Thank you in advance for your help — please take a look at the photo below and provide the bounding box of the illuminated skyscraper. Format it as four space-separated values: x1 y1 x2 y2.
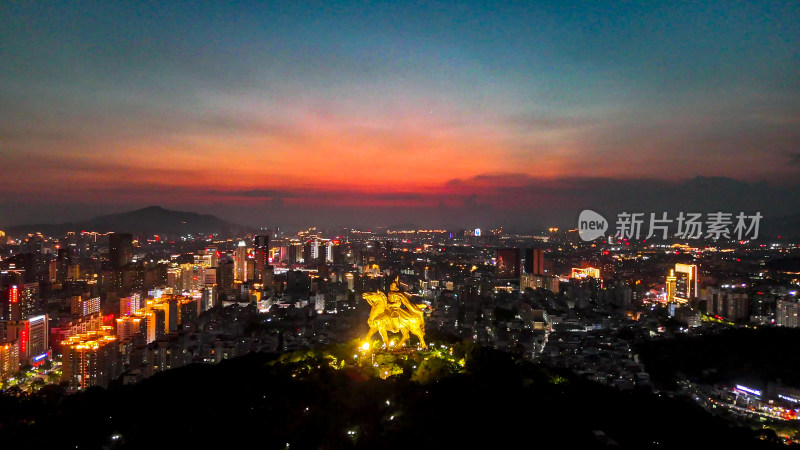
245 252 255 282
144 308 164 343
666 269 677 303
48 260 57 283
71 296 100 317
254 235 269 282
201 285 217 312
116 294 195 343
5 284 20 321
154 297 178 334
234 240 247 282
61 329 118 389
115 315 144 341
0 340 20 379
5 314 48 363
204 245 219 267
120 293 142 317
673 264 698 302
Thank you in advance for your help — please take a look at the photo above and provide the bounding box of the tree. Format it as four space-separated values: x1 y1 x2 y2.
29 378 46 391
411 356 457 384
46 371 61 384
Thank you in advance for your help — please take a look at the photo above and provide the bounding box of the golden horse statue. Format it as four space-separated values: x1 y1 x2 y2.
363 288 428 349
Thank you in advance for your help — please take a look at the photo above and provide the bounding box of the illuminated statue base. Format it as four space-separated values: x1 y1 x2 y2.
367 341 423 354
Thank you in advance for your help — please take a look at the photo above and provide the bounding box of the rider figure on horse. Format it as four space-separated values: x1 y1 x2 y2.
383 277 421 323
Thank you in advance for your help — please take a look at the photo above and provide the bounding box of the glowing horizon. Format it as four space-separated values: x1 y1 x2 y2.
2 1 799 227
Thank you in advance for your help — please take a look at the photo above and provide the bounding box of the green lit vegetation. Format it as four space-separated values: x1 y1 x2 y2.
272 339 490 383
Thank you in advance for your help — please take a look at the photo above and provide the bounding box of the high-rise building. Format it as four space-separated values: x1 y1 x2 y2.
178 297 198 324
178 263 203 291
109 233 134 269
201 285 217 312
4 284 21 321
117 295 194 344
0 340 20 379
330 240 344 264
673 264 698 302
5 314 49 363
234 240 247 282
56 247 73 283
709 290 750 321
777 300 799 328
71 296 101 317
216 261 233 295
144 308 165 343
204 246 219 268
48 260 57 283
203 267 217 285
49 312 104 355
523 248 544 275
726 293 750 321
20 282 39 319
254 235 269 282
288 242 302 264
61 329 118 389
120 293 142 317
496 248 520 279
261 265 275 289
521 273 560 293
665 264 698 304
245 253 255 282
152 297 178 334
666 270 677 303
115 315 144 341
316 240 329 263
67 263 80 280
314 293 326 313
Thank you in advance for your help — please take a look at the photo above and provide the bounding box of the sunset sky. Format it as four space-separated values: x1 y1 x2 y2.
2 1 799 229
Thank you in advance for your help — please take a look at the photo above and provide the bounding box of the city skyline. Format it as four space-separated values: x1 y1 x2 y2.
2 1 799 227
5 3 800 447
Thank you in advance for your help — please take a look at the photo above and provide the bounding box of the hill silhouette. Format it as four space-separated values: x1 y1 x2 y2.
4 206 246 237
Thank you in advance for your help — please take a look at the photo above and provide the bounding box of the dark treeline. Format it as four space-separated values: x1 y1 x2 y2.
0 345 785 449
638 327 800 389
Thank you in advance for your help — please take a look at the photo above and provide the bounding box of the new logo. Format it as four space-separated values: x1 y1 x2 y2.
578 209 608 241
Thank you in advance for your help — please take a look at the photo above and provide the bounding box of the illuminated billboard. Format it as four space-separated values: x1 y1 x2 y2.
571 267 600 279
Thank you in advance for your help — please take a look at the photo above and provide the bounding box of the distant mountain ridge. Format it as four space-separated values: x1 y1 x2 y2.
4 206 247 237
